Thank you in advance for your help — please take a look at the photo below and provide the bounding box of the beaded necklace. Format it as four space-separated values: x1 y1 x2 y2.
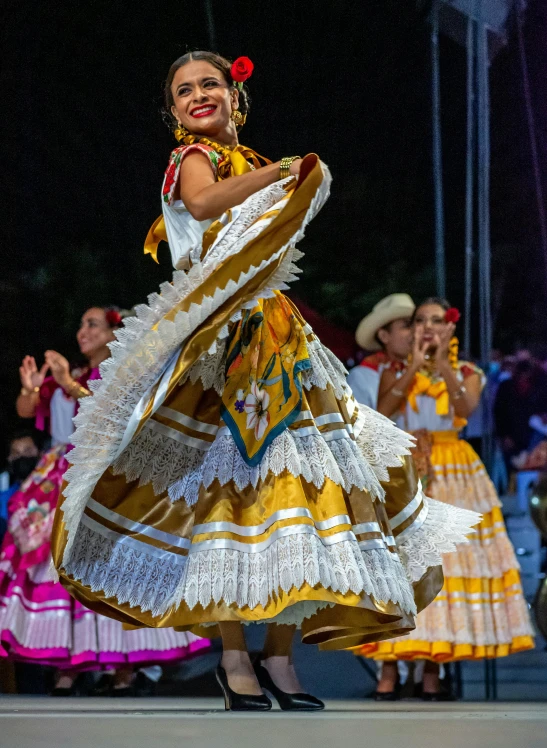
179 133 271 179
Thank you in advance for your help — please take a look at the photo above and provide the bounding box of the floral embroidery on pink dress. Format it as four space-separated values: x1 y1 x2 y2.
0 368 209 667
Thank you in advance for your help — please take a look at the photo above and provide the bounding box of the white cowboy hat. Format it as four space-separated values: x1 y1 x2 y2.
355 293 416 351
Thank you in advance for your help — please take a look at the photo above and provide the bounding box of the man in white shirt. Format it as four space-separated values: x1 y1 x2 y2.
348 294 417 696
348 294 415 408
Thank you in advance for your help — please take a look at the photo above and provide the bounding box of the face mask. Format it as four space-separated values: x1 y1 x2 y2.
8 455 39 484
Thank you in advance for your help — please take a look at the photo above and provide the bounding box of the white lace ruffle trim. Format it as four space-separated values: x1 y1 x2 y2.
64 524 418 619
168 430 385 505
112 396 415 509
301 342 350 401
397 497 482 582
353 404 415 482
60 167 332 564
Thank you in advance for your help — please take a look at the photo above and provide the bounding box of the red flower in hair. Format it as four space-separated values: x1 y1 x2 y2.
106 310 122 328
445 307 461 324
231 56 254 83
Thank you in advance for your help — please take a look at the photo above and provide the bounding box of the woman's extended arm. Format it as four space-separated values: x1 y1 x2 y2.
16 356 49 419
178 152 302 221
437 363 481 419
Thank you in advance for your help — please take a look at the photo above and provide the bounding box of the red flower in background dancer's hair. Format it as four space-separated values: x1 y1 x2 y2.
231 57 254 83
106 310 122 328
445 307 461 324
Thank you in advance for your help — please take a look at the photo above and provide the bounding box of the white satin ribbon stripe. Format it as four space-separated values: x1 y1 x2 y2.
148 418 213 451
388 480 430 544
0 588 71 612
81 514 189 565
87 499 191 549
193 508 351 537
113 348 182 461
390 481 424 530
80 482 428 565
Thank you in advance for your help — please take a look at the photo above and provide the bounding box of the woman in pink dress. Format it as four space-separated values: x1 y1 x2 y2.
0 306 209 695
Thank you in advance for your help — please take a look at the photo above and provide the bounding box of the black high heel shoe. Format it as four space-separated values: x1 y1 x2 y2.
374 676 402 702
51 675 80 697
89 673 114 697
254 658 325 711
215 665 272 712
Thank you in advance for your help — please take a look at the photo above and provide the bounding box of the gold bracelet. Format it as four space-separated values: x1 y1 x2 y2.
20 386 40 397
279 156 301 180
66 380 92 400
391 387 405 398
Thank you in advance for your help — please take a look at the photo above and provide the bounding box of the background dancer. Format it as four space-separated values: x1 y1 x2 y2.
357 297 534 699
1 306 207 695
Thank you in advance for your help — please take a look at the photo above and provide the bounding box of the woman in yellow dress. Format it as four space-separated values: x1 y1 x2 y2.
52 53 479 710
358 297 534 699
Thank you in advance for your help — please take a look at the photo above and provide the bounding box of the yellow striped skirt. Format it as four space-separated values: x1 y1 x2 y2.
356 432 535 661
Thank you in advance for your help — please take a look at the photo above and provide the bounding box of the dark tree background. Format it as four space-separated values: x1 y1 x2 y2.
1 0 546 441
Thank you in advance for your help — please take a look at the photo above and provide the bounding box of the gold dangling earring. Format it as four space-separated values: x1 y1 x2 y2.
174 122 189 142
448 336 459 370
230 109 246 128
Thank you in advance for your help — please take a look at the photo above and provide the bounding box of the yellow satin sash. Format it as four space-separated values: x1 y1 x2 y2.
407 371 467 429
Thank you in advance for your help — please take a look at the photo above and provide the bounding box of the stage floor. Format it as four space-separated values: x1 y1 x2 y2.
1 698 546 748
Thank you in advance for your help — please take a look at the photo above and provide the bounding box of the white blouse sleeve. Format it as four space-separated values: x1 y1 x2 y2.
161 145 220 270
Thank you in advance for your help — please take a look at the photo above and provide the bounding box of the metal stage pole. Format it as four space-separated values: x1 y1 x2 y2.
203 0 217 50
431 0 446 298
477 0 494 471
464 13 476 357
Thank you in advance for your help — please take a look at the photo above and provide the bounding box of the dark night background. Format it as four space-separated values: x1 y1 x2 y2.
1 0 546 440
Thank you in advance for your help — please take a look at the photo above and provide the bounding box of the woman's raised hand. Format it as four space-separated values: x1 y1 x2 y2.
433 322 456 364
19 356 49 391
410 325 430 371
44 350 72 389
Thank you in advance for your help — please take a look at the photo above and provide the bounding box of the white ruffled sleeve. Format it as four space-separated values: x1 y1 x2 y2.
161 145 220 270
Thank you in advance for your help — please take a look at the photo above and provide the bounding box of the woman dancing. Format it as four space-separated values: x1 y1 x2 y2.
52 53 479 710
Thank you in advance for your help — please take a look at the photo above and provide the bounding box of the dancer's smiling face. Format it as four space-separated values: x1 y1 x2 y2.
412 303 447 346
77 308 116 359
170 60 239 140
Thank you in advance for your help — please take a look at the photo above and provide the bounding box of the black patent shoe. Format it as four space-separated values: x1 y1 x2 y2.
89 673 114 697
215 664 272 712
51 676 79 697
374 677 401 702
133 671 157 697
254 659 325 711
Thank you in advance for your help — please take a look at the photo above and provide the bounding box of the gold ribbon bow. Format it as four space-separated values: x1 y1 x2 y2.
216 144 270 179
144 215 168 264
144 138 271 264
407 371 467 429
